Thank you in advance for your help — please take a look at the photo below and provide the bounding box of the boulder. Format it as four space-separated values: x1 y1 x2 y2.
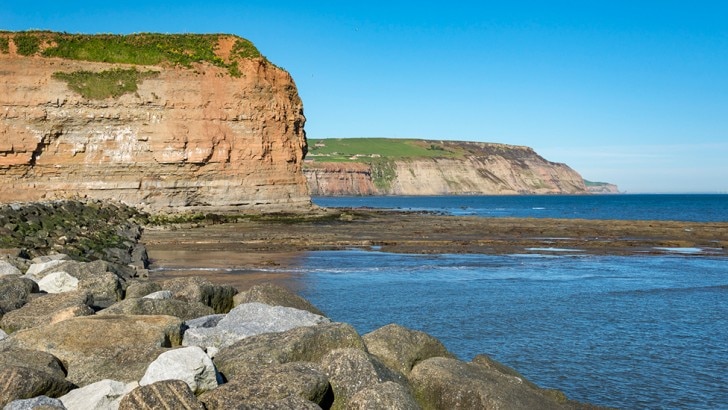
214 322 365 381
25 259 68 278
98 298 214 322
3 396 66 410
142 290 172 300
37 271 79 293
0 291 94 333
408 357 571 410
140 346 219 395
471 354 576 405
0 366 75 407
161 277 238 314
182 302 329 352
320 348 409 410
118 380 204 410
233 283 325 316
199 361 331 409
0 276 38 316
0 348 67 380
31 254 72 264
124 281 161 299
363 323 455 376
59 379 138 410
348 381 421 410
0 260 22 276
0 329 6 340
3 314 184 386
25 260 124 307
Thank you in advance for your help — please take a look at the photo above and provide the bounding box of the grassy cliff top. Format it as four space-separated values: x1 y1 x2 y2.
0 31 265 75
306 138 535 163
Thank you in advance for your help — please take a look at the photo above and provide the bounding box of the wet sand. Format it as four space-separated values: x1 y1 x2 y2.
143 209 728 288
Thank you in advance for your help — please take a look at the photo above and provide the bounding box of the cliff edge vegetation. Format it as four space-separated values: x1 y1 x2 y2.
0 31 310 212
304 138 606 196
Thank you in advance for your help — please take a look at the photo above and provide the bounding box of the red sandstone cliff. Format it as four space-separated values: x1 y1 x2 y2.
0 33 310 212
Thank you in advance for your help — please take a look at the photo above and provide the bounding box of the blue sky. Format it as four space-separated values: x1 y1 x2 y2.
3 1 727 193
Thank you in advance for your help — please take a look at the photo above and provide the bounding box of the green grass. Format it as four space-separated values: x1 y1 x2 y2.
307 138 464 162
0 37 9 53
13 33 41 56
4 31 267 77
52 68 159 99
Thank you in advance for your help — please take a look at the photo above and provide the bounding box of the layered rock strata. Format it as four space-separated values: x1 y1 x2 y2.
305 141 589 196
0 32 310 212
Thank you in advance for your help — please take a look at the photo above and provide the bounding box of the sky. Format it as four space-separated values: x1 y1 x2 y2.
2 1 727 193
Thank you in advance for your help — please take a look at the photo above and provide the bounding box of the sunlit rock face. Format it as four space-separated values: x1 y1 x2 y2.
0 33 310 212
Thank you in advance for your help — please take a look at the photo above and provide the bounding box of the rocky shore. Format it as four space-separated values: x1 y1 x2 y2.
0 200 607 409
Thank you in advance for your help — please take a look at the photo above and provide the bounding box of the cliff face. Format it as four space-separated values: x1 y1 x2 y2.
305 141 588 196
0 33 310 212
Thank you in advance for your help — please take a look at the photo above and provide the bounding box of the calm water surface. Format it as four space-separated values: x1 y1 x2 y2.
313 194 728 222
291 250 727 409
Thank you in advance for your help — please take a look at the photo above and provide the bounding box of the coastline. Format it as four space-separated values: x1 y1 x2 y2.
144 209 728 271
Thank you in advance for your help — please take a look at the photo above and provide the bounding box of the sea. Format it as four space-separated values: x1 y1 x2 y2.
151 194 727 409
293 195 726 409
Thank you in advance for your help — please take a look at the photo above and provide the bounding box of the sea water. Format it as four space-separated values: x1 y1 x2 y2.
290 195 728 408
291 250 727 409
312 194 728 222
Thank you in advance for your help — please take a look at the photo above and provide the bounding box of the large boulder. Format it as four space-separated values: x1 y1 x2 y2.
98 298 214 322
409 357 572 410
0 291 94 333
25 259 68 278
0 348 67 380
161 277 238 314
124 281 162 299
118 380 204 410
214 322 365 381
363 323 455 376
139 346 219 395
199 361 330 409
0 276 38 317
37 271 79 293
320 348 410 410
59 379 138 410
25 260 125 307
3 396 66 410
0 366 75 407
3 314 184 386
182 302 329 352
233 283 326 316
348 381 421 410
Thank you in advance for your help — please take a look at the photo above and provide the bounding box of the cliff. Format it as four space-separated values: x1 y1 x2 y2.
0 32 310 212
585 181 620 194
305 139 590 195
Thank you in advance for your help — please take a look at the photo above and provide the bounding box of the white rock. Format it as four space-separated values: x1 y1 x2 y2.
26 259 67 278
4 395 66 410
139 346 218 394
0 328 8 341
142 290 173 300
0 260 22 276
37 271 79 293
182 302 330 351
60 379 137 410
